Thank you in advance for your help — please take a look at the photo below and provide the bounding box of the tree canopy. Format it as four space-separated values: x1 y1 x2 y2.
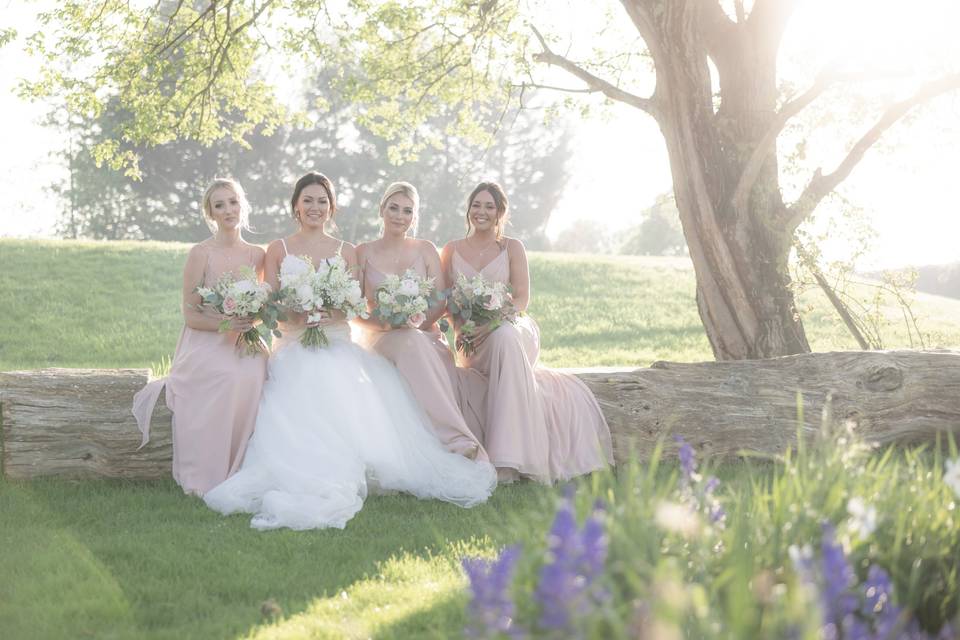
20 0 960 359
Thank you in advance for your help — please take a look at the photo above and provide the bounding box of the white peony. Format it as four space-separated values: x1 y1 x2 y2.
295 284 314 307
398 278 420 297
280 255 312 281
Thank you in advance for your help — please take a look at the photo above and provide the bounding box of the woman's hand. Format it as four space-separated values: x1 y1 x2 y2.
306 308 346 327
227 315 256 333
306 309 330 328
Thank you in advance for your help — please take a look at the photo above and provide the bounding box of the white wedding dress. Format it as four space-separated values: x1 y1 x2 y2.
203 255 497 531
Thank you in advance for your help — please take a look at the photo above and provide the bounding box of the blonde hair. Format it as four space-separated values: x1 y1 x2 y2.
202 178 251 233
379 181 420 237
465 181 508 240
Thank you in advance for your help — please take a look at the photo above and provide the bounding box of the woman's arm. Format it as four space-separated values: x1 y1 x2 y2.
419 240 448 329
263 240 284 293
352 242 392 331
252 244 267 283
181 244 251 332
266 238 307 329
507 238 530 312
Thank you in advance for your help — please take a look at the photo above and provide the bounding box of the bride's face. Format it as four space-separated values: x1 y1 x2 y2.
381 193 416 236
296 184 332 229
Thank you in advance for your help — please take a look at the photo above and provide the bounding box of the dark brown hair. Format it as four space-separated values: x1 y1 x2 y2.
291 172 337 221
465 181 509 239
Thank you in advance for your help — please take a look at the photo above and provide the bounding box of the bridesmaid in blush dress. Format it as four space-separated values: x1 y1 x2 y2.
440 181 614 483
132 178 267 496
201 172 495 530
355 182 487 461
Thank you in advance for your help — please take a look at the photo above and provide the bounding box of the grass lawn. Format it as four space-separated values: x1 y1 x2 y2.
2 239 959 371
1 239 959 638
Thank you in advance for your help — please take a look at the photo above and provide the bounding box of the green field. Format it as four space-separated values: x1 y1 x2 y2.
1 239 959 639
2 239 959 372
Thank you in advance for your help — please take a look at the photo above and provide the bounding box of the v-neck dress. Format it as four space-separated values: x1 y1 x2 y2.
451 247 613 483
133 244 267 496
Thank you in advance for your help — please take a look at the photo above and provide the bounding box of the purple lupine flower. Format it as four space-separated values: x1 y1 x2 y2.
819 523 859 637
535 490 609 635
861 564 902 639
463 545 525 639
674 435 696 481
792 524 954 640
704 476 720 494
703 476 726 524
580 501 608 579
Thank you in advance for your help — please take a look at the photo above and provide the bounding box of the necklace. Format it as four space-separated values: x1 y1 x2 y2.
468 236 499 256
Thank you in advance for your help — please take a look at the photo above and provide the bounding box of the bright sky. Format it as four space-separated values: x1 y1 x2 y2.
1 0 958 269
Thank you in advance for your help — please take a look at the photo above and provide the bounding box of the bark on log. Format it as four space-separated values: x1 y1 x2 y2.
0 368 171 480
575 349 960 464
2 350 959 479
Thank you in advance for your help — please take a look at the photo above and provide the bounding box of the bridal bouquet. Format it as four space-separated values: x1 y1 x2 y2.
195 266 276 355
443 273 518 355
372 269 437 329
277 255 368 348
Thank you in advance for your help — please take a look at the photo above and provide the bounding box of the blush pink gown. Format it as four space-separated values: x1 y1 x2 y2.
132 245 267 496
359 254 489 461
452 248 614 483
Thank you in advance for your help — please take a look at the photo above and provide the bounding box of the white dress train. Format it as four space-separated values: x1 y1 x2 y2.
203 314 496 531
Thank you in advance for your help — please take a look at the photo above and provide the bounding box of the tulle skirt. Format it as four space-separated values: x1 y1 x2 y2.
203 323 496 530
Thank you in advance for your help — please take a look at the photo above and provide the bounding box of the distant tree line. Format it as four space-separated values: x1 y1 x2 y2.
552 192 687 257
52 69 572 249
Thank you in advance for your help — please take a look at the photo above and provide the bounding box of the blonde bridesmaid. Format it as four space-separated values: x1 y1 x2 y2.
440 181 613 483
133 178 267 496
356 182 487 461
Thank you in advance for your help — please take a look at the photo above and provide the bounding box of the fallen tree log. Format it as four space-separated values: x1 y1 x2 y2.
1 350 959 479
0 368 172 480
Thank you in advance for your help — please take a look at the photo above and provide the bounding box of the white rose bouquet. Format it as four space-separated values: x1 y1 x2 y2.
195 266 277 355
277 255 368 348
371 269 437 329
443 273 518 355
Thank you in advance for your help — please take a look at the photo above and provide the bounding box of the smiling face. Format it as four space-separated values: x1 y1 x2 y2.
205 185 243 231
381 192 417 236
295 184 333 229
468 189 500 234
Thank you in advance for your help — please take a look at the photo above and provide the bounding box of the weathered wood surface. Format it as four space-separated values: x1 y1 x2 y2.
574 349 960 463
1 350 959 479
0 368 171 479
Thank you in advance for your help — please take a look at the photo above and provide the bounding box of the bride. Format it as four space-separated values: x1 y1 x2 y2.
203 172 496 530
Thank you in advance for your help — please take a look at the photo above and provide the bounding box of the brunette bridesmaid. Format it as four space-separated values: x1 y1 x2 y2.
440 181 613 483
356 182 487 460
132 178 267 496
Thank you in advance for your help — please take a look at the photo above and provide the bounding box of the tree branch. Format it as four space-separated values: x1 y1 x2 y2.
618 0 666 73
698 0 738 66
530 25 661 120
786 71 960 231
747 0 799 43
731 70 878 214
513 82 595 95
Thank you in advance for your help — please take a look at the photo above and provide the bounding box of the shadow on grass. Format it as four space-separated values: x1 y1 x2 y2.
1 477 554 640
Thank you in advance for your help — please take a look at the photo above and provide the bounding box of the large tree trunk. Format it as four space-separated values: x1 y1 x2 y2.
654 1 809 360
3 351 958 479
